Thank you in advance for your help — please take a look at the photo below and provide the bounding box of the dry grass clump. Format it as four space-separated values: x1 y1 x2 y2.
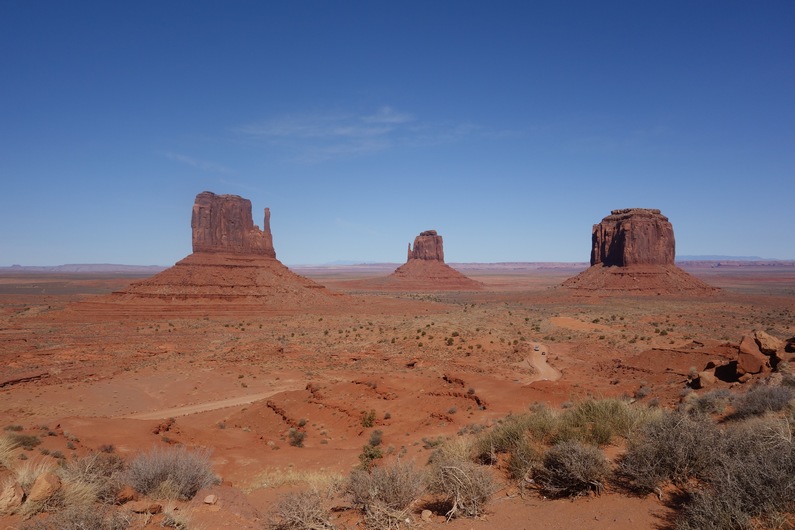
0 433 21 469
347 460 425 529
125 446 217 500
554 398 659 446
268 489 335 530
20 505 130 530
428 453 494 520
534 440 610 498
472 408 555 465
60 452 125 504
619 410 719 493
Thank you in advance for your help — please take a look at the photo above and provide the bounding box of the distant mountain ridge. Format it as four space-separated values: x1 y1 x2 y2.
1 264 167 273
677 255 767 261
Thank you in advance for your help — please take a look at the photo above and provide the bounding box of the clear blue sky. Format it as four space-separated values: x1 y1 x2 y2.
2 1 793 265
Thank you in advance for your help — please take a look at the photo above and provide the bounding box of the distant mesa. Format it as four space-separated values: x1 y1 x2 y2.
563 208 717 295
89 191 337 312
344 230 483 291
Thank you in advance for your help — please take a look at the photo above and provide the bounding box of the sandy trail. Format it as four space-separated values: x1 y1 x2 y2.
527 345 561 381
121 388 298 420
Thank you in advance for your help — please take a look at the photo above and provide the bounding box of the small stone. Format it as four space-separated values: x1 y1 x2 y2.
421 509 433 522
203 494 218 505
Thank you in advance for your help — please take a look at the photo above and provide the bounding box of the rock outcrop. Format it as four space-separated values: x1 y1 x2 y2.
563 208 717 295
192 191 275 257
407 230 444 262
591 208 675 266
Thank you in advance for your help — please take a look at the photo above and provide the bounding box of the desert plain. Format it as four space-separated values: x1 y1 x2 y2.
1 257 794 529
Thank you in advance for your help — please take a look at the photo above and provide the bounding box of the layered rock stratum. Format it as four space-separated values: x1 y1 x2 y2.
563 208 717 295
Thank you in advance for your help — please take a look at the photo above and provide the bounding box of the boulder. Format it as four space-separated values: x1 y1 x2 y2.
590 208 675 267
754 330 783 355
407 230 444 262
738 335 769 373
0 480 24 515
27 472 61 503
191 191 276 257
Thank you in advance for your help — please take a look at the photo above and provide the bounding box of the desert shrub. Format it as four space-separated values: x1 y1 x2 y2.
358 444 383 470
125 446 217 500
368 430 383 447
8 433 41 450
20 505 130 530
619 410 720 492
60 452 126 504
347 460 424 529
680 389 733 416
473 408 556 464
677 415 795 529
288 428 306 448
361 410 376 428
729 385 794 419
533 441 610 498
507 437 543 481
428 453 494 520
269 489 335 530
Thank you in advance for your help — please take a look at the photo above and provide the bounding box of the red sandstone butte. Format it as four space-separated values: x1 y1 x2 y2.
591 208 675 267
563 208 717 295
192 191 275 257
407 230 445 262
90 191 336 312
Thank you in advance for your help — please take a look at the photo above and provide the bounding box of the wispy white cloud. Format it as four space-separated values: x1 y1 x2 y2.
234 106 478 163
162 152 233 174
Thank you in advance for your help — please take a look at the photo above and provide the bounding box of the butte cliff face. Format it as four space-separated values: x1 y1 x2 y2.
591 209 675 267
563 208 716 295
192 191 275 257
407 230 445 262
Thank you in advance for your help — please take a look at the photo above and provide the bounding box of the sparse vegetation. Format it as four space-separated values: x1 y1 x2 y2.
268 489 335 530
534 440 610 498
347 460 424 529
125 446 217 500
